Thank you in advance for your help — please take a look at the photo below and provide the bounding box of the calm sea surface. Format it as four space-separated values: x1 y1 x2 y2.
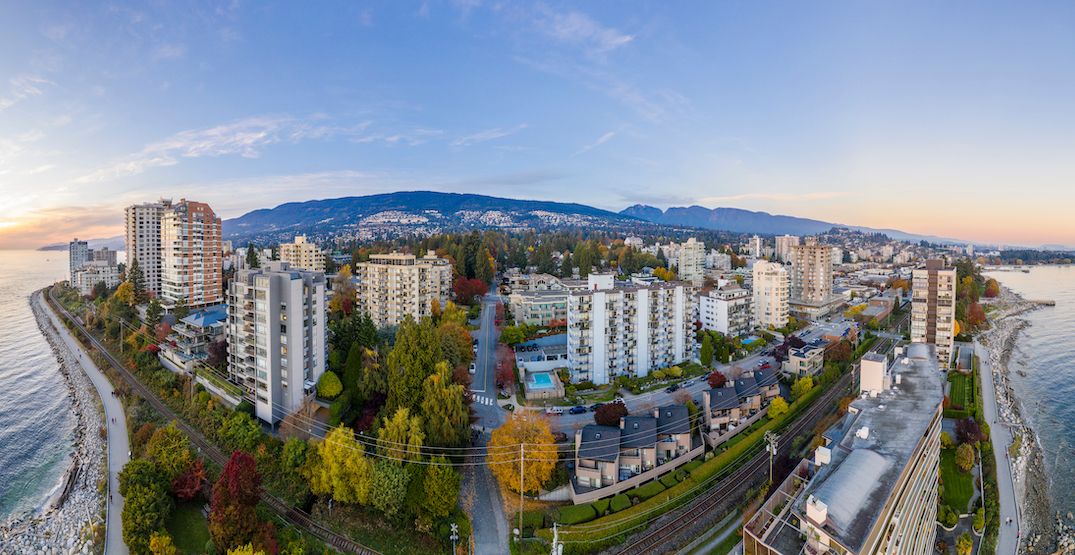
0 250 74 519
986 265 1075 516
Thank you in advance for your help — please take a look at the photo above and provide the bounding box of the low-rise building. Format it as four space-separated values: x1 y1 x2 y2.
507 289 568 326
160 305 227 373
72 261 120 296
744 343 943 555
783 342 826 377
504 270 563 293
699 280 753 337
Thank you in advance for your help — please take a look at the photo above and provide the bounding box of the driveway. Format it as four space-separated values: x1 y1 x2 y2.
975 340 1020 555
40 293 130 555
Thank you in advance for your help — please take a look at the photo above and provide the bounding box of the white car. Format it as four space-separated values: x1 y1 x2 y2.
469 363 476 374
545 406 565 415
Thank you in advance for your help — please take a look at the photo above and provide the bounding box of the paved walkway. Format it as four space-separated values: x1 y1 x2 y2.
40 293 130 555
975 340 1019 555
464 434 510 555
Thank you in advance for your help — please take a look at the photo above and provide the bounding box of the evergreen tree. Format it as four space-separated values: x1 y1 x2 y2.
700 333 714 367
127 258 147 303
386 316 443 414
245 243 260 269
560 251 573 277
172 298 190 320
145 298 164 328
475 246 495 284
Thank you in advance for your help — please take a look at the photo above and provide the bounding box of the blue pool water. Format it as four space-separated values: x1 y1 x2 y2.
529 372 555 389
742 336 760 345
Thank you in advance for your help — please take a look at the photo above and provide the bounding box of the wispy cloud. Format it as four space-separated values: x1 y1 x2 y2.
573 130 616 156
696 191 852 204
75 115 376 183
152 43 187 61
451 123 528 147
0 75 52 111
533 6 634 58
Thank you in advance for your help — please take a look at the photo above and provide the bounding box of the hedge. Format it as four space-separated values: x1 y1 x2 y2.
681 460 703 473
521 510 546 531
592 498 610 516
557 504 598 525
610 494 631 513
630 481 666 501
659 474 680 488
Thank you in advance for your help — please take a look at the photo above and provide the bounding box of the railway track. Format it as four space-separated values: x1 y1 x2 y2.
46 288 380 555
615 371 854 555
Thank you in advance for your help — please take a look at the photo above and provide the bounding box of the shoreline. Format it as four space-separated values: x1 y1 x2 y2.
980 286 1071 552
0 292 104 554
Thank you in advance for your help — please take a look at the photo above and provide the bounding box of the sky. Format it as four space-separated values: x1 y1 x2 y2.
1 1 1074 249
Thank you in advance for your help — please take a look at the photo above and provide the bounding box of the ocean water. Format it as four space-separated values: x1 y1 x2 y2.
0 250 74 520
986 265 1075 517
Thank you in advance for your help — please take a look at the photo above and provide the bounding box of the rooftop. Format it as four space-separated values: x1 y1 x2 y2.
619 416 657 448
578 425 621 462
655 405 690 435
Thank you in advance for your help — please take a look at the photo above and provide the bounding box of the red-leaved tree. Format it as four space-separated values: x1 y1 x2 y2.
209 451 261 551
453 277 488 306
172 458 206 501
707 371 727 389
594 403 628 426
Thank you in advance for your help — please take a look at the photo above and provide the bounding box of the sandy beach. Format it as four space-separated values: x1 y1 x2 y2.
0 292 104 554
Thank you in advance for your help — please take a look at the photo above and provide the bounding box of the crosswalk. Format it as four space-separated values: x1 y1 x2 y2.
473 395 497 406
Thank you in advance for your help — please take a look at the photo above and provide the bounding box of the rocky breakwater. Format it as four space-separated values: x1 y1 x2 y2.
0 293 104 554
980 287 1056 552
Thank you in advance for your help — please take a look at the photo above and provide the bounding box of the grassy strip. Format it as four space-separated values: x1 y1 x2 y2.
939 449 974 512
538 385 826 553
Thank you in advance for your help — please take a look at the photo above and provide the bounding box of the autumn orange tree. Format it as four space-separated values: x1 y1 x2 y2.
487 412 557 494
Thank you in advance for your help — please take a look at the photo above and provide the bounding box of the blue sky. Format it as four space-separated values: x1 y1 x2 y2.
2 1 1074 248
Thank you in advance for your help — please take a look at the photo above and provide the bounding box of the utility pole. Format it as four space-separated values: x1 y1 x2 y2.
764 431 779 484
518 442 524 543
450 522 459 554
551 523 563 555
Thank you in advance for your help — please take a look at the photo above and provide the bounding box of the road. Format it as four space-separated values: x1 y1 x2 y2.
38 292 130 555
976 340 1020 555
465 296 510 554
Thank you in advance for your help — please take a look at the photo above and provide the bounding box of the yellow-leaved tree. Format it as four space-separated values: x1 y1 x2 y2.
487 412 557 494
305 425 373 504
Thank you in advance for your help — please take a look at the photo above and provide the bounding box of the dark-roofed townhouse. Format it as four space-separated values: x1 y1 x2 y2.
618 416 657 477
653 405 691 463
702 385 741 433
574 425 621 489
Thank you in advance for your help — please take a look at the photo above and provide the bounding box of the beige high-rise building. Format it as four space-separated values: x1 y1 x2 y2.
911 259 956 364
125 199 172 297
774 234 799 262
161 199 223 308
752 261 789 329
355 251 452 328
745 343 943 555
279 235 325 272
789 237 840 319
676 237 705 285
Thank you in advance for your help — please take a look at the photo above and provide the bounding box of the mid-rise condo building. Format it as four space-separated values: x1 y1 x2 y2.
676 238 705 285
279 235 325 272
161 199 223 308
68 238 90 282
354 251 452 328
911 259 956 364
699 280 752 337
566 274 694 385
125 199 173 297
227 262 326 424
775 234 800 262
752 261 789 329
790 237 839 319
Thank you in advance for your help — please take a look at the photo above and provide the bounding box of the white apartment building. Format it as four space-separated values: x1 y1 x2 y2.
676 238 705 285
92 247 118 266
706 250 731 271
72 261 120 296
624 236 644 250
699 280 753 337
279 235 325 272
68 238 90 282
161 199 223 308
745 343 943 555
775 235 800 263
354 251 452 328
508 290 569 326
752 261 789 329
125 199 172 297
567 274 694 385
227 261 326 424
748 235 764 258
911 259 956 365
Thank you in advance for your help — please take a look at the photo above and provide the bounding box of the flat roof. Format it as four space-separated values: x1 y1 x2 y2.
791 343 943 553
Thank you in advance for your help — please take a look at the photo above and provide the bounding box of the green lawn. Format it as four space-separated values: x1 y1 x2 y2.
940 449 975 512
167 501 210 554
948 372 974 409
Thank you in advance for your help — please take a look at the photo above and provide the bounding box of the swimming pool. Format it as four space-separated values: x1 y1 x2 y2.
742 336 760 345
528 372 555 389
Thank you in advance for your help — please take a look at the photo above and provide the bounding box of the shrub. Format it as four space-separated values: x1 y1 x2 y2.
592 498 610 516
667 366 683 378
681 461 703 473
610 494 631 512
557 503 597 525
659 474 679 488
629 481 666 501
652 370 666 380
521 510 546 531
317 371 343 399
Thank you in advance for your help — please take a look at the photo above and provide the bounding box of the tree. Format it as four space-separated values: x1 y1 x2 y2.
487 412 557 494
452 277 488 306
145 298 164 328
209 451 262 551
421 362 469 447
119 458 167 497
700 334 714 367
560 251 573 277
791 376 814 400
956 417 982 444
317 370 343 399
476 246 496 284
437 315 474 370
329 265 355 315
940 431 955 450
768 397 789 419
984 278 1001 298
378 407 425 462
123 484 174 553
386 316 443 414
218 412 263 453
114 281 136 306
146 422 193 482
594 403 628 426
149 532 179 555
172 458 206 501
173 298 190 321
369 459 411 518
707 371 727 389
245 243 260 269
824 340 852 364
499 325 528 345
496 364 516 390
422 459 461 518
128 258 147 303
304 425 373 504
226 546 266 555
956 532 973 555
955 443 976 472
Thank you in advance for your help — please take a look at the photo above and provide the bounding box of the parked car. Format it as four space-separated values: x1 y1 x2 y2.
612 397 626 405
546 406 565 415
468 363 476 374
588 402 604 412
503 404 514 412
553 432 569 443
665 384 680 393
568 405 587 415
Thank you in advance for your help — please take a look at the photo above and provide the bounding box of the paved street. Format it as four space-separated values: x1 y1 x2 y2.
976 340 1020 555
39 293 130 555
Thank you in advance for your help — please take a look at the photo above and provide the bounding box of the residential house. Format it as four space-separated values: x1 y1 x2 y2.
654 405 692 463
618 416 657 477
575 425 621 489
